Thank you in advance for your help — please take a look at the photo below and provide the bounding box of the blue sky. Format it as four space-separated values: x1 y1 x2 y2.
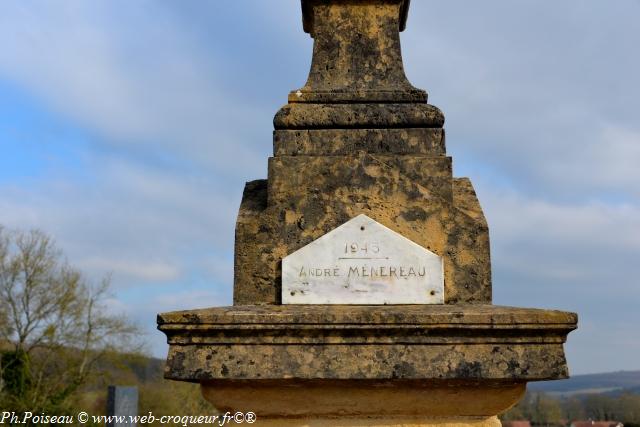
1 1 639 376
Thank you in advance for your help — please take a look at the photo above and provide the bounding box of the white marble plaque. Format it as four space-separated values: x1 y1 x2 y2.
282 214 444 304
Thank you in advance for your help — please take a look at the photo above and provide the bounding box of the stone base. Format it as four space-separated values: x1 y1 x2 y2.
245 416 501 427
201 380 523 426
160 305 574 426
160 305 576 383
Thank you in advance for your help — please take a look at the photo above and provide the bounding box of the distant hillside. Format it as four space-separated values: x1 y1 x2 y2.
529 371 640 396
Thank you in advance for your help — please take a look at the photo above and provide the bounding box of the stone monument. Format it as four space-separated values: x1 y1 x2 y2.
158 1 577 425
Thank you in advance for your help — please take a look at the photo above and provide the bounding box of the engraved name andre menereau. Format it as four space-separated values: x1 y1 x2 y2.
282 214 444 305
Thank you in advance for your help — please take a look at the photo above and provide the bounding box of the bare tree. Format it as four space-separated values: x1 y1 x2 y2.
0 226 140 412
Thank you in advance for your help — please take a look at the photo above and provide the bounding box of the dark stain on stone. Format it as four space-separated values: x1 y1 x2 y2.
392 362 417 379
401 207 427 222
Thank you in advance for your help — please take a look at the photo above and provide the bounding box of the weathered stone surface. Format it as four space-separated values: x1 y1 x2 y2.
158 304 578 325
166 342 569 380
234 153 490 306
228 0 488 309
268 154 453 202
296 0 422 103
273 129 446 157
158 305 577 382
302 0 411 34
274 103 445 130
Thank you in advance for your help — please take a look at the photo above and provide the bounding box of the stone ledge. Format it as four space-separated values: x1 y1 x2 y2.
158 305 576 382
302 0 411 34
273 129 445 157
161 342 570 382
287 89 428 104
274 104 445 130
158 304 577 326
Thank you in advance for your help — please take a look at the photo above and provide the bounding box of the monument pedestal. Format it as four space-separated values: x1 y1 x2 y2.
158 0 577 423
158 306 575 425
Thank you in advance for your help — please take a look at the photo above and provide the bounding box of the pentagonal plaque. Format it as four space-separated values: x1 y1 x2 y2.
282 214 444 304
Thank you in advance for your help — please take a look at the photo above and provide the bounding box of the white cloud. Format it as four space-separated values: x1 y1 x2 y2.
568 125 640 192
483 187 640 373
403 0 640 200
80 257 181 283
486 190 640 254
153 290 224 314
0 149 239 290
0 0 286 181
0 2 215 140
